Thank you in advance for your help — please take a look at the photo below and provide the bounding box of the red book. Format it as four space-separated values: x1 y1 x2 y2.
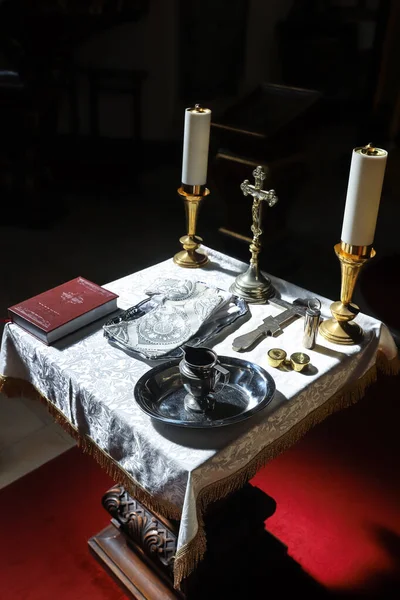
8 277 118 345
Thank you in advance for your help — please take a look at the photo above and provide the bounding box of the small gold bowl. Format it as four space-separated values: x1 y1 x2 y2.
290 352 310 373
267 348 287 368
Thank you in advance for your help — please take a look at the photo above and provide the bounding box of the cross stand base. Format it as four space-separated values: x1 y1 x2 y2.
230 263 275 304
229 166 278 305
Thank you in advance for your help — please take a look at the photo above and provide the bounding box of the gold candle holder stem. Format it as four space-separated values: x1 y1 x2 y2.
339 252 364 305
319 242 376 345
185 194 201 238
174 185 210 269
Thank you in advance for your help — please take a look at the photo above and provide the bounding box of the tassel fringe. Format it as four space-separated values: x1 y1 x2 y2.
376 350 400 375
173 350 400 588
1 349 399 590
0 374 181 521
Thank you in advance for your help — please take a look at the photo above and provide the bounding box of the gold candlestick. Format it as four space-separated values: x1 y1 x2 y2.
174 184 210 268
319 242 376 345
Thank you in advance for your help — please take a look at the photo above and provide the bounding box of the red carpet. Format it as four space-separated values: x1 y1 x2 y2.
0 372 399 599
0 449 124 600
253 372 400 597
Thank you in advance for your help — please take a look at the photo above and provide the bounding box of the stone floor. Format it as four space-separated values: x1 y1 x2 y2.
0 395 75 489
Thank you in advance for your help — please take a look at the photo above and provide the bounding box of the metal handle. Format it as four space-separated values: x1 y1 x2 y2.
232 326 265 352
213 364 230 392
307 298 321 314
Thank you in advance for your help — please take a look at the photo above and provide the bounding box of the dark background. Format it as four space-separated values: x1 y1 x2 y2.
0 0 399 342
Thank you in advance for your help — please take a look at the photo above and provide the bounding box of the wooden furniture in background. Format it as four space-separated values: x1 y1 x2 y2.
209 83 321 273
0 0 150 223
372 0 400 141
80 67 148 140
178 0 249 103
278 0 389 108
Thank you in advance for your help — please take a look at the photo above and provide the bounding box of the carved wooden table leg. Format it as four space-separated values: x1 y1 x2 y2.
89 485 182 600
89 483 281 599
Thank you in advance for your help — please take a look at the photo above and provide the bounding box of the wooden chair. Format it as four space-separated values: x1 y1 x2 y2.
208 83 321 275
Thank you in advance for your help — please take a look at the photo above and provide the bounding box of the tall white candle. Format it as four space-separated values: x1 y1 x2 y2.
341 145 388 247
181 105 211 186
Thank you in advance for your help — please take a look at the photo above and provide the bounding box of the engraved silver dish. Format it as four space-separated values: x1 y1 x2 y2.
134 356 275 428
103 295 249 361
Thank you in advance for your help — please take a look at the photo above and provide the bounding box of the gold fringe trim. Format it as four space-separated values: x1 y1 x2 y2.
376 349 400 375
173 350 400 588
1 350 399 590
0 374 181 522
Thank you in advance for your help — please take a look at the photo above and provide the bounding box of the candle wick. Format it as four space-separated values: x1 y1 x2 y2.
193 104 204 112
362 143 377 155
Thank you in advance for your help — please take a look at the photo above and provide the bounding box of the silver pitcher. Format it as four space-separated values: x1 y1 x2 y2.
179 346 230 413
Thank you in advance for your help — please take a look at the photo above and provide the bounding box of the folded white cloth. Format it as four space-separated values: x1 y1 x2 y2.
105 278 232 359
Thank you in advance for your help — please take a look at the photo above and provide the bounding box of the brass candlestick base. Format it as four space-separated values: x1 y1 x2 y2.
319 242 376 345
174 185 210 269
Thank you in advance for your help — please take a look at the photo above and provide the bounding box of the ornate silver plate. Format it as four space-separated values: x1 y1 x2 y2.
134 357 275 428
103 295 249 361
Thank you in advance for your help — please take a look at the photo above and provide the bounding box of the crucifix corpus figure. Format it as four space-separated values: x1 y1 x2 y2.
230 166 278 303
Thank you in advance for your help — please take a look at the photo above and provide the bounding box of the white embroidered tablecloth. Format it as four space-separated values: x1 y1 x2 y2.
0 247 398 586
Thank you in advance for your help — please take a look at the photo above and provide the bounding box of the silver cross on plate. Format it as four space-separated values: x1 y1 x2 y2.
232 297 307 352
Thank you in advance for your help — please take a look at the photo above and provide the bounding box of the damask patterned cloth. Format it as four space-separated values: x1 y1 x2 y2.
0 247 398 585
103 277 231 359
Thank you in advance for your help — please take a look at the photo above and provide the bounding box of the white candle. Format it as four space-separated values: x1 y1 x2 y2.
341 145 388 247
181 105 211 186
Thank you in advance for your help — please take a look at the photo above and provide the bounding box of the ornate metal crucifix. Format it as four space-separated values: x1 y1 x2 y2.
230 166 278 303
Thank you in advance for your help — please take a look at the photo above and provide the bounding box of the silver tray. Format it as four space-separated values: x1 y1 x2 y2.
134 356 275 428
103 295 249 362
